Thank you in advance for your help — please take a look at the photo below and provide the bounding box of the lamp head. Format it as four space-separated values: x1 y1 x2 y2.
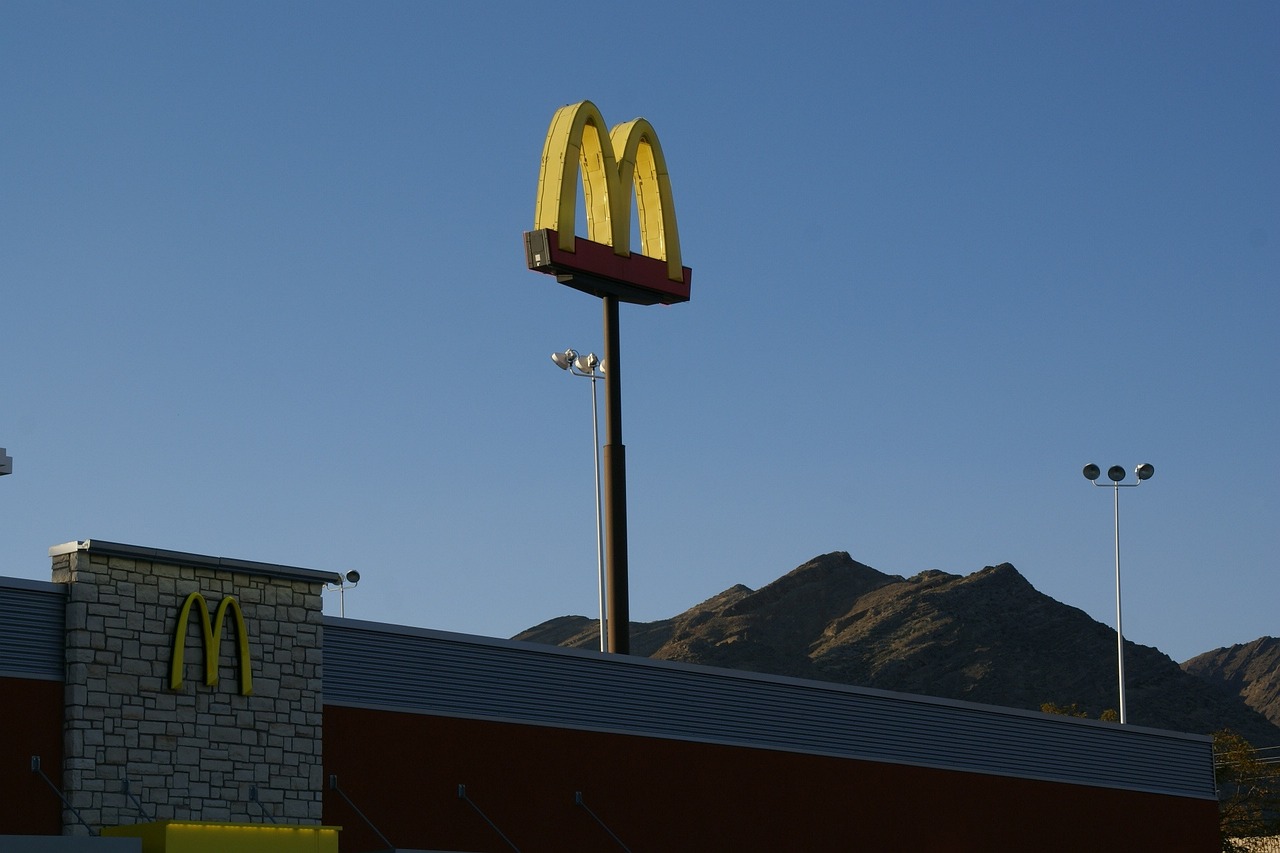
550 350 575 371
1082 463 1100 481
1107 465 1126 483
573 353 599 374
344 570 360 586
1135 462 1155 481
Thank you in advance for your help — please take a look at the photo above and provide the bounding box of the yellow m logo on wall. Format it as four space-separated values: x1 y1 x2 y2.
534 100 683 284
170 592 253 696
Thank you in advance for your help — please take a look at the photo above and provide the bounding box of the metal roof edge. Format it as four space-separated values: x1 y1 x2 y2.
0 576 67 594
321 616 1211 745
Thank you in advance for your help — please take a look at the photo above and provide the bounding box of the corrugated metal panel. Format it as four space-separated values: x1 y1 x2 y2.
0 579 66 680
323 618 1217 801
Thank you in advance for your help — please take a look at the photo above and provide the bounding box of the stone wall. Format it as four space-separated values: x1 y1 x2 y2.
50 540 338 834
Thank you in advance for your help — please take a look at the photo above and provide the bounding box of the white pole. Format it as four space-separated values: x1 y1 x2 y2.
590 373 607 652
1113 483 1126 724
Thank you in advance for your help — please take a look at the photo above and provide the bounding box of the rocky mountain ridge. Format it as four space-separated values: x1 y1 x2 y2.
515 552 1280 746
1183 636 1280 728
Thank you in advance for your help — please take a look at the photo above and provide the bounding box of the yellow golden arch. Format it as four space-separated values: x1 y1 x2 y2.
534 100 683 283
169 591 253 696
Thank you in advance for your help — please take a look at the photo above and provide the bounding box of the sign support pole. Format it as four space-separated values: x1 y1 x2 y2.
528 100 693 656
601 295 630 654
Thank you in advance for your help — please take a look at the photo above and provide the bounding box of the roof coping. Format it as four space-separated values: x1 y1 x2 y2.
48 539 344 585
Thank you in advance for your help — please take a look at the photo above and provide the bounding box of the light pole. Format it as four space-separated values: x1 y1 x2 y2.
552 348 607 652
1082 462 1155 724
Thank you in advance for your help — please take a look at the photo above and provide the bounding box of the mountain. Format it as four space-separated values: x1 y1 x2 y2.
514 552 1280 746
1183 637 1280 728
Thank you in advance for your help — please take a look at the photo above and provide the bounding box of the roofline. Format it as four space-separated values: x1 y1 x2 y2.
49 539 344 585
322 615 1211 745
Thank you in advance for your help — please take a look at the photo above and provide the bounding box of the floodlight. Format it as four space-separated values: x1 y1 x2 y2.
0 448 11 476
574 353 599 374
1082 463 1100 481
1107 465 1126 482
1135 463 1154 481
331 569 362 618
550 350 575 370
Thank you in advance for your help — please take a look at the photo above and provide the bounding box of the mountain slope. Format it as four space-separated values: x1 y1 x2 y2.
1183 637 1280 727
514 552 1280 745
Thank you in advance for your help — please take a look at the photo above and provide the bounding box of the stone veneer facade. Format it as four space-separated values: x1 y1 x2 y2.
49 540 339 834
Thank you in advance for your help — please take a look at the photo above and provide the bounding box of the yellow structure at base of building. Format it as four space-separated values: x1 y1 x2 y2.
101 821 340 852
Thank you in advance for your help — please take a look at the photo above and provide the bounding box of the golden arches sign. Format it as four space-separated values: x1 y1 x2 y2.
526 100 691 305
169 591 253 696
534 100 682 282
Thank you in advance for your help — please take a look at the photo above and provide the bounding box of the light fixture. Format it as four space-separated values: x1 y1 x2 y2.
551 349 605 378
0 448 11 476
1081 460 1156 724
327 570 361 618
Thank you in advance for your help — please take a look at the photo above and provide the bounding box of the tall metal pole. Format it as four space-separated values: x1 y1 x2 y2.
601 296 630 654
587 369 607 652
1084 462 1152 725
1113 482 1127 725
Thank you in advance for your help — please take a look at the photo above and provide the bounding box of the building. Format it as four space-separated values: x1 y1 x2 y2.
1 539 1220 851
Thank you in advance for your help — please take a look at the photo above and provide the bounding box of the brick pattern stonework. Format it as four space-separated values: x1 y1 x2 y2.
52 546 328 833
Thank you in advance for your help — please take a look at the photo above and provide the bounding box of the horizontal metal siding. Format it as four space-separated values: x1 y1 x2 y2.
322 618 1216 800
0 580 65 680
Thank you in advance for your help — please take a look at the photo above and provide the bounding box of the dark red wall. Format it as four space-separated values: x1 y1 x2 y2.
323 704 1220 853
0 677 65 836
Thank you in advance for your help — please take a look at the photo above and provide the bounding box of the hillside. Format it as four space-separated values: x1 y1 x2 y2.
1184 636 1280 727
515 552 1280 746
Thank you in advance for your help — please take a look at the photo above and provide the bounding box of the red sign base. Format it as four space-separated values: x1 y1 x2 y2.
524 229 691 306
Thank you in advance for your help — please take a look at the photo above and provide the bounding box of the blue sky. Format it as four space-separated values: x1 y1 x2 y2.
2 1 1276 665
